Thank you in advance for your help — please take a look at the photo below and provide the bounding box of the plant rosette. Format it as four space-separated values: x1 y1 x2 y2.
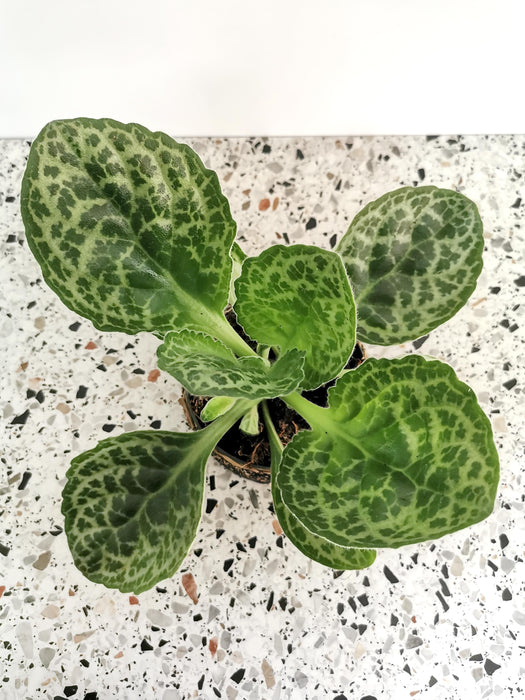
181 339 367 484
20 117 500 594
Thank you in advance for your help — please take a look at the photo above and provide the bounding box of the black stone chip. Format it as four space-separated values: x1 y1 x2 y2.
413 334 429 349
206 498 217 514
383 565 399 583
18 471 32 490
436 591 450 612
230 668 245 684
11 409 30 425
305 217 317 230
484 659 501 676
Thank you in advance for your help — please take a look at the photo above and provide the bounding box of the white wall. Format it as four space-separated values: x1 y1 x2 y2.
1 0 524 136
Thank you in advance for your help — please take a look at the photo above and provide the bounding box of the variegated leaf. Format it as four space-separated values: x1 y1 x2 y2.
62 400 254 593
157 330 305 399
21 118 237 339
271 474 377 570
228 241 247 305
62 430 210 593
337 187 484 344
262 402 376 570
278 356 499 549
234 244 356 390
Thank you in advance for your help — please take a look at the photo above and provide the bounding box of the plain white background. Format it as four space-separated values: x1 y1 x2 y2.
1 0 524 136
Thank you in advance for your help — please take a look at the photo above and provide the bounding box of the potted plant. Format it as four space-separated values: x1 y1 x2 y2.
20 117 500 594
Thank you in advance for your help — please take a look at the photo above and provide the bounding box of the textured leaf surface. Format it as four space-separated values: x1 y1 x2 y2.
234 244 356 389
262 402 376 570
337 187 484 344
278 356 499 549
21 118 236 336
228 241 247 305
62 430 212 593
271 473 376 570
157 330 304 399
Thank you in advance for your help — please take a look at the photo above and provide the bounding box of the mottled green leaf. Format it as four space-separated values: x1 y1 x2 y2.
62 400 254 593
228 241 247 305
234 244 356 390
279 356 499 549
157 330 305 399
21 118 237 338
337 187 484 344
271 477 377 570
261 402 376 570
62 430 210 593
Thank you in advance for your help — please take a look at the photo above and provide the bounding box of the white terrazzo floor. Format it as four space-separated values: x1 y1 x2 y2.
0 134 524 699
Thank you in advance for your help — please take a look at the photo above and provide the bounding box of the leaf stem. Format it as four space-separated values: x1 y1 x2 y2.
207 312 258 358
261 400 284 466
281 391 329 432
200 398 258 452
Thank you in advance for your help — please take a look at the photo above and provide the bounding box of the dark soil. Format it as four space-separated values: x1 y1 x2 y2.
181 307 365 483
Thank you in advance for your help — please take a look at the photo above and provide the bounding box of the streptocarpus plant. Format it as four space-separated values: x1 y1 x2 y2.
20 118 500 593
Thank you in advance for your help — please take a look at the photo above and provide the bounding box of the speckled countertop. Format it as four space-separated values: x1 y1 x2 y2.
1 135 524 700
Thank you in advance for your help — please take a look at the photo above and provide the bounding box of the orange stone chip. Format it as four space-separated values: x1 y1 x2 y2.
147 369 161 382
259 198 271 211
181 572 198 604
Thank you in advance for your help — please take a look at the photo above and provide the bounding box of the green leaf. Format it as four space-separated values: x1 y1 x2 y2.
21 118 237 338
278 356 499 549
271 477 377 570
62 430 210 593
261 401 376 570
62 400 254 593
157 330 305 399
234 244 356 390
337 187 484 345
200 396 236 422
239 405 261 435
228 241 247 305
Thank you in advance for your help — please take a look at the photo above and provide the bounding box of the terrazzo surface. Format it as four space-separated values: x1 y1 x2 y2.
1 134 524 699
